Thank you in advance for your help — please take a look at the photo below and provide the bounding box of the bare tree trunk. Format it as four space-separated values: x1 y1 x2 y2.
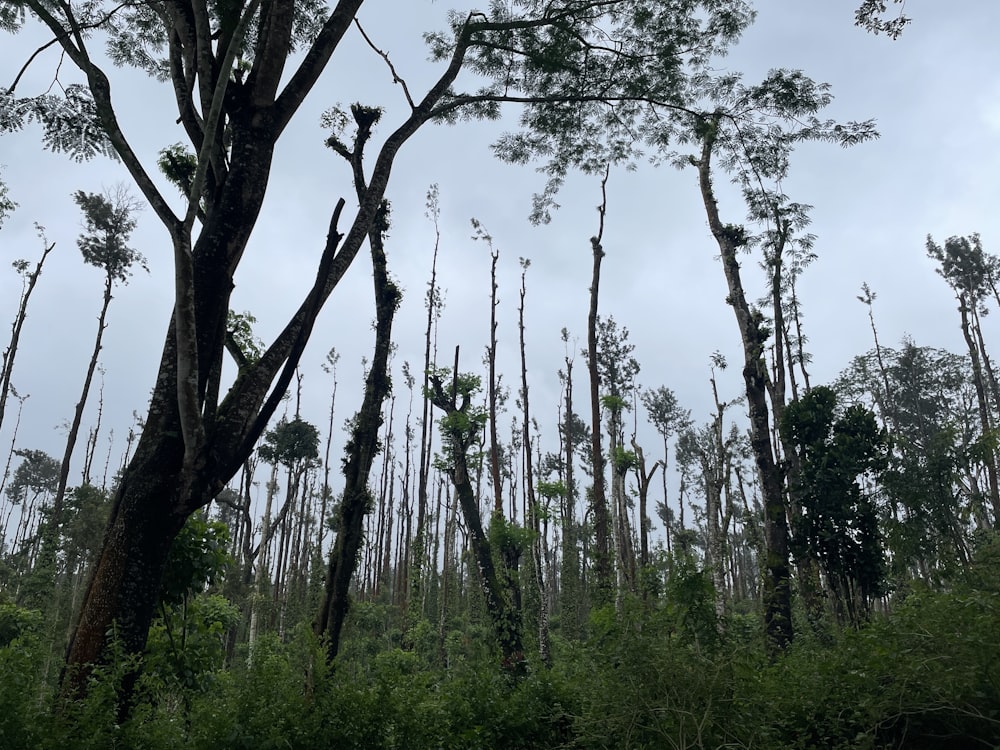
52 276 114 528
695 119 792 653
560 349 582 635
428 350 525 670
587 170 613 606
318 350 339 556
315 193 399 662
486 241 504 515
518 259 550 666
631 438 661 592
82 373 106 486
960 296 1000 518
412 187 443 616
0 237 54 434
248 461 279 660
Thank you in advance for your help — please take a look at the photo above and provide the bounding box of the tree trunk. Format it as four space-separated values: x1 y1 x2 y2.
0 239 54 434
315 196 399 662
695 119 792 653
587 175 613 606
52 276 114 528
960 296 1000 519
560 355 582 635
412 188 443 617
519 260 550 666
487 245 504 515
428 353 525 670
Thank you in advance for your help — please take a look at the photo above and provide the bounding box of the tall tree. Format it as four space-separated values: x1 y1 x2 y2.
412 184 444 620
51 189 145 530
1 227 53 436
595 315 640 598
641 385 691 559
315 108 400 661
586 171 614 606
781 386 888 626
427 355 524 669
926 234 1000 518
688 71 876 651
517 257 550 665
3 0 770 701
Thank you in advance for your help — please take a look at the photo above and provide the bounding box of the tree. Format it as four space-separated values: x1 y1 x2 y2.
595 315 641 598
411 185 444 621
3 0 757 700
836 340 985 581
315 117 400 661
0 226 53 437
427 356 524 670
585 172 614 606
688 71 877 652
641 385 690 560
50 189 145 530
926 234 1000 518
781 386 888 626
248 415 319 653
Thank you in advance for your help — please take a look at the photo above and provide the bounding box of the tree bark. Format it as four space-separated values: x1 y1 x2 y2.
0 239 54 434
694 118 792 653
428 355 525 670
587 172 613 606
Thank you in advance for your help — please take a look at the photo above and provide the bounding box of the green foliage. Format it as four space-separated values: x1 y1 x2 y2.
594 316 639 404
0 628 48 749
782 386 888 620
855 0 910 38
156 143 197 196
160 514 232 609
642 385 692 440
0 171 14 227
3 585 1000 749
0 85 116 162
4 449 60 504
146 593 240 691
610 445 638 475
72 189 147 282
0 602 42 647
488 514 534 557
926 233 998 306
61 483 112 568
226 310 265 366
665 552 722 649
258 417 321 468
536 479 565 500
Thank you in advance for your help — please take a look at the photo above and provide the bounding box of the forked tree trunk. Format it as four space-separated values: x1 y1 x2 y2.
315 193 399 662
428 353 525 670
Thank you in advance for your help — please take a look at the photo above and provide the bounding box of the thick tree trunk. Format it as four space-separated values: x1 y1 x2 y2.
62 428 190 700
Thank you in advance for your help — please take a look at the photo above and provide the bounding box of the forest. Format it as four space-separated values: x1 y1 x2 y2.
1 0 999 748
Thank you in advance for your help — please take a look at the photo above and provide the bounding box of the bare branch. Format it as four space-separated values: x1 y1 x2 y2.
354 18 415 109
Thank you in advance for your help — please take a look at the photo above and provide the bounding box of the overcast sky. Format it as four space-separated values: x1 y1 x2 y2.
2 1 999 529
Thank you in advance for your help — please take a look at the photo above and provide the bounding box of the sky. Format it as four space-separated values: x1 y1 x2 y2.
1 1 999 534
